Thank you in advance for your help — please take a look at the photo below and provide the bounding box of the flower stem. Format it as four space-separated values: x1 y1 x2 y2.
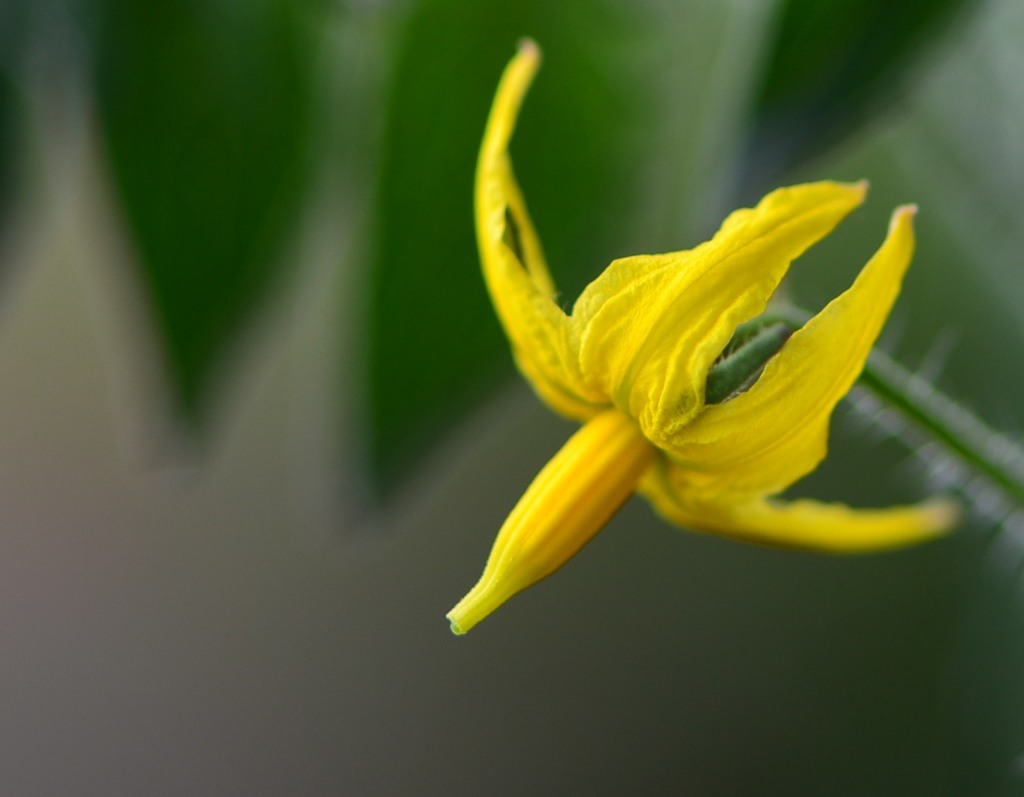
858 350 1024 508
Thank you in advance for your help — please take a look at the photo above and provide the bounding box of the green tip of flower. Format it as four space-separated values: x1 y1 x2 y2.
706 321 792 404
446 576 513 636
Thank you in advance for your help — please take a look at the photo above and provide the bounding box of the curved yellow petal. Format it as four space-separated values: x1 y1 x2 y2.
571 181 867 449
477 40 605 420
638 460 958 553
663 205 917 499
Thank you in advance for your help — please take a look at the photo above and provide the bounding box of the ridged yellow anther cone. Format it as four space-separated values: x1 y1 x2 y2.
447 410 655 635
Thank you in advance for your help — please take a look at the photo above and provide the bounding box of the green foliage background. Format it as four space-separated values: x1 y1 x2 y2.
1 0 1023 794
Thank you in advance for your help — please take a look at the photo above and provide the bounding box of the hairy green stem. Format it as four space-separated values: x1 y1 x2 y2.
859 351 1024 507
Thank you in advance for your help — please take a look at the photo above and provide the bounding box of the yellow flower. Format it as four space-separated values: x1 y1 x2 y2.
446 40 958 635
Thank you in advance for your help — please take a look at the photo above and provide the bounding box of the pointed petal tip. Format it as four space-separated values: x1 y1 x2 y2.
893 204 919 226
923 496 961 535
851 179 870 199
516 37 541 62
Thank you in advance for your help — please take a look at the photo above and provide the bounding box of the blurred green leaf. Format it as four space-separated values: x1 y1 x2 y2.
365 0 684 492
0 0 29 58
745 0 975 188
0 71 17 231
94 0 320 422
0 1 31 235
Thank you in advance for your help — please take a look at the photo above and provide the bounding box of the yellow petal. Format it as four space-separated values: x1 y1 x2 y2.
476 40 605 420
447 409 655 634
638 460 958 553
571 181 867 449
663 205 917 500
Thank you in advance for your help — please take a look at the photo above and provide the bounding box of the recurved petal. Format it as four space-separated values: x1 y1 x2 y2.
662 205 917 499
571 181 867 447
638 461 958 552
477 40 604 420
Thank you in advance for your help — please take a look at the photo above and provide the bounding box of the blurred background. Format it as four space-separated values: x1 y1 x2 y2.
2 0 1024 793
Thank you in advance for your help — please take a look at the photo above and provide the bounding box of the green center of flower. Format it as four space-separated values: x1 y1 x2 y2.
705 319 793 404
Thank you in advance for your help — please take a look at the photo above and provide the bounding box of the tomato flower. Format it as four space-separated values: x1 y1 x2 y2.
447 40 957 635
